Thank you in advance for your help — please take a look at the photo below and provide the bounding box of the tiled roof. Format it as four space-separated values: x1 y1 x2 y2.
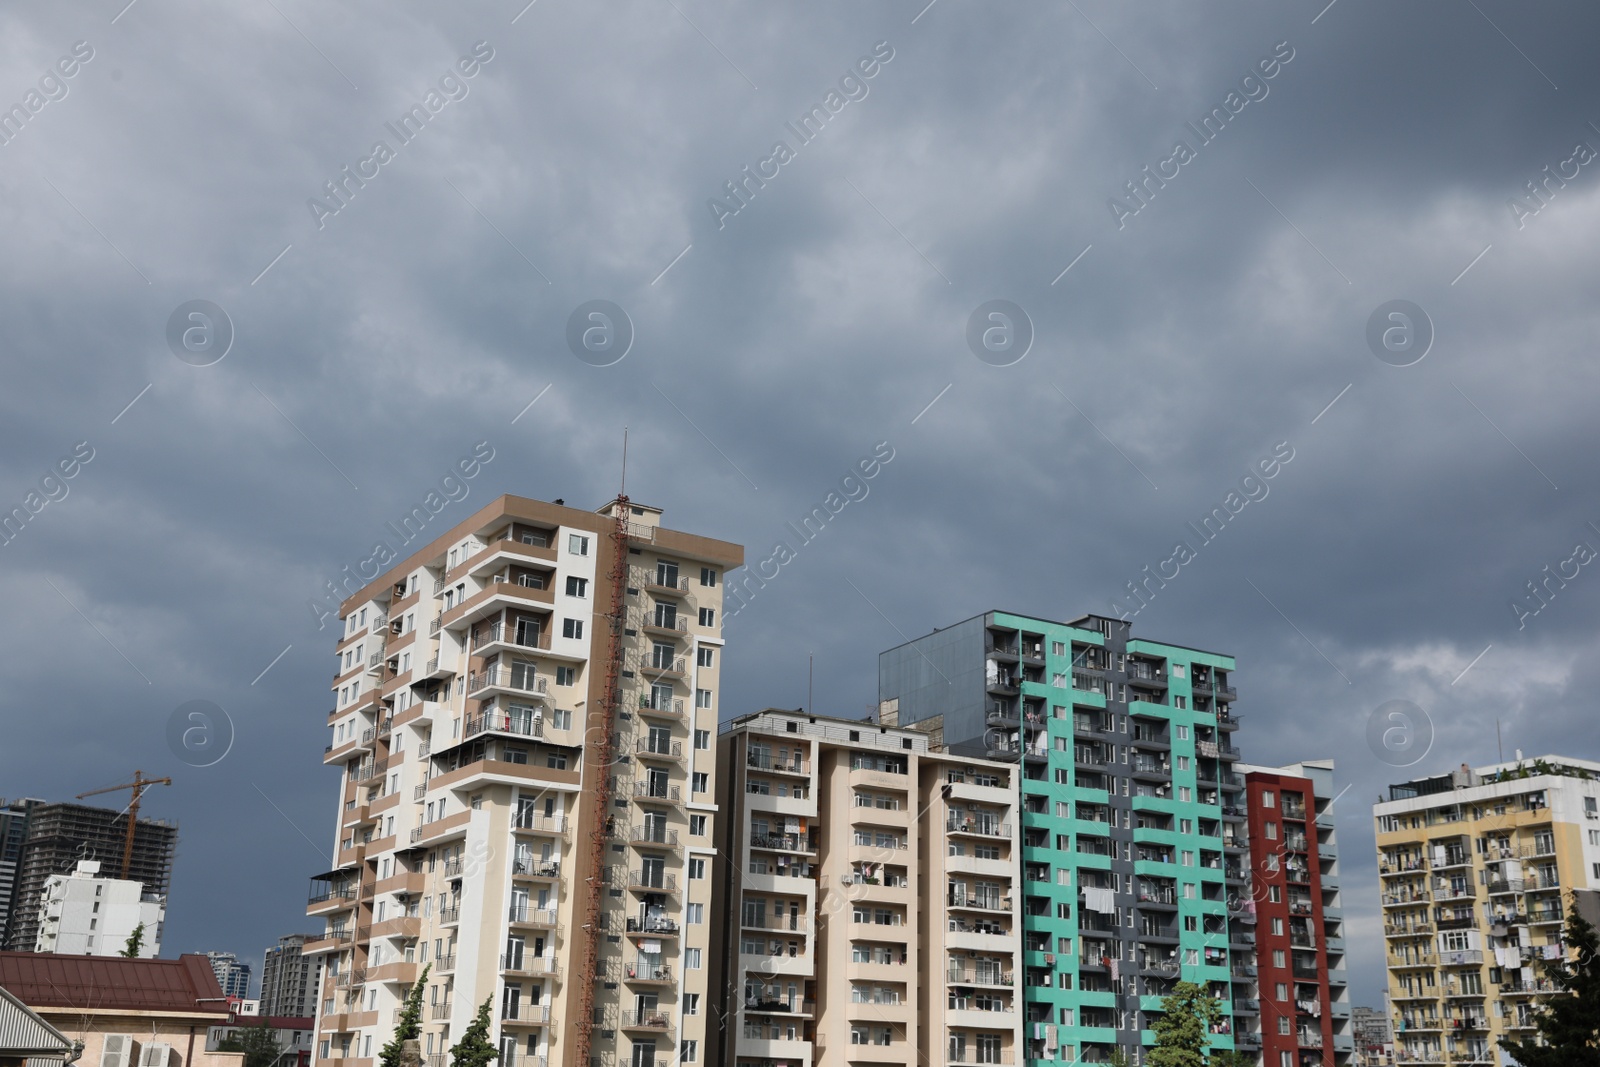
0 953 229 1015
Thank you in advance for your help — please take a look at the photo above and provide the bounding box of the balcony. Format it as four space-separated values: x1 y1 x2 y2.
620 1011 674 1034
746 751 810 776
512 859 563 880
430 1002 452 1021
500 954 560 977
640 655 688 680
508 906 558 929
947 816 1011 839
639 569 691 598
632 781 682 805
467 666 547 701
463 709 546 743
623 961 675 986
501 1005 552 1028
637 737 686 762
470 622 552 656
752 831 814 854
512 813 568 838
642 613 691 641
626 916 682 937
626 825 679 848
628 870 679 894
638 695 686 721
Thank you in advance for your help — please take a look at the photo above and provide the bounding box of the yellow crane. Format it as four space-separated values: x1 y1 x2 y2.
77 770 172 879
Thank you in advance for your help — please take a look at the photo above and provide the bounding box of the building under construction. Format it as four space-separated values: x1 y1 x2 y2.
0 802 178 951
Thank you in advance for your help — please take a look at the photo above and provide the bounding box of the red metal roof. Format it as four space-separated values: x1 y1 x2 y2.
0 953 229 1014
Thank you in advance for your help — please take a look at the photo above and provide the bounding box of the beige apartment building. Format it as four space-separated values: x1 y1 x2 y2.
1373 755 1600 1067
709 710 1021 1067
305 495 742 1067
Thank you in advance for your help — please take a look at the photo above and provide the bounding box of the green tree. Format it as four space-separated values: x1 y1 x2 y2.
1499 906 1600 1066
218 1020 284 1067
120 923 145 958
1107 1049 1131 1067
378 964 431 1067
1207 1050 1254 1067
1148 981 1222 1067
448 998 499 1067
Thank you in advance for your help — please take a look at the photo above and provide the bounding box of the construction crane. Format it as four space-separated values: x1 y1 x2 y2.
77 770 172 880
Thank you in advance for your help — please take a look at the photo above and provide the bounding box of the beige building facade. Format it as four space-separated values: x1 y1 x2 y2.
1373 756 1600 1066
710 710 1021 1067
306 495 742 1067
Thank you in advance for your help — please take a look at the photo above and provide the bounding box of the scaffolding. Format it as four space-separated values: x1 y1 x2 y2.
572 497 632 1067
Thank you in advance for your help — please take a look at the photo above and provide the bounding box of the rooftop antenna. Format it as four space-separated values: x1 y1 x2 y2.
1496 719 1503 763
808 653 814 715
620 426 629 498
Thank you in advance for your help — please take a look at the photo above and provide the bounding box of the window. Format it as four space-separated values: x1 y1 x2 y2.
684 948 701 969
690 815 707 836
1176 725 1189 740
1262 790 1277 809
550 708 572 730
684 994 699 1015
697 647 715 668
689 858 706 879
694 729 710 750
687 903 704 924
699 567 717 587
696 689 713 709
698 607 716 627
1276 983 1288 1000
680 1042 697 1063
546 753 568 769
1273 949 1286 967
568 534 589 556
692 772 708 793
1265 822 1278 840
562 618 584 639
565 576 588 598
556 666 576 686
1173 696 1186 709
1178 787 1191 802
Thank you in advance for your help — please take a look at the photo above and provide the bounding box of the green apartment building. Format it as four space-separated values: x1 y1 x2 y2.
879 611 1251 1065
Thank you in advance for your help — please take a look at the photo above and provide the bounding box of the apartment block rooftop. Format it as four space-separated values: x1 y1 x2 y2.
1383 754 1600 803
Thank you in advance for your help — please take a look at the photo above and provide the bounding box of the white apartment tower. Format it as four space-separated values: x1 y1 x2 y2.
305 495 742 1067
32 860 165 957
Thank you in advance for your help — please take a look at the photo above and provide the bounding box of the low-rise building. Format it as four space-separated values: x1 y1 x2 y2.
0 951 244 1067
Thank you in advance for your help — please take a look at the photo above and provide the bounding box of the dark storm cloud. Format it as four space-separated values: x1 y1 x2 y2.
2 0 1598 1009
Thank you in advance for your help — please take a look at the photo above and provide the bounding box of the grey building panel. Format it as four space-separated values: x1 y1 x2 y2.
878 614 986 748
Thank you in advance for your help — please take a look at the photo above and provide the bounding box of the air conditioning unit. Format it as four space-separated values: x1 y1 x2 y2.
101 1036 137 1067
139 1045 173 1067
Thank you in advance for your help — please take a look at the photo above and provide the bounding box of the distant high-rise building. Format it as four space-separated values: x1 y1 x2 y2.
0 798 43 943
32 860 165 957
1373 755 1600 1067
261 934 322 1018
2 801 178 951
1351 1005 1393 1067
207 951 253 998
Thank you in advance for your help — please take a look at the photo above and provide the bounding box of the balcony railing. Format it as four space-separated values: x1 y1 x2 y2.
628 871 679 892
637 738 684 760
746 751 810 774
621 1010 674 1032
626 826 679 846
468 666 547 696
471 623 551 652
633 782 682 803
946 816 1012 838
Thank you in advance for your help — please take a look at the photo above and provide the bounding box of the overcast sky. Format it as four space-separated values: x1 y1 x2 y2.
3 0 1598 1009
